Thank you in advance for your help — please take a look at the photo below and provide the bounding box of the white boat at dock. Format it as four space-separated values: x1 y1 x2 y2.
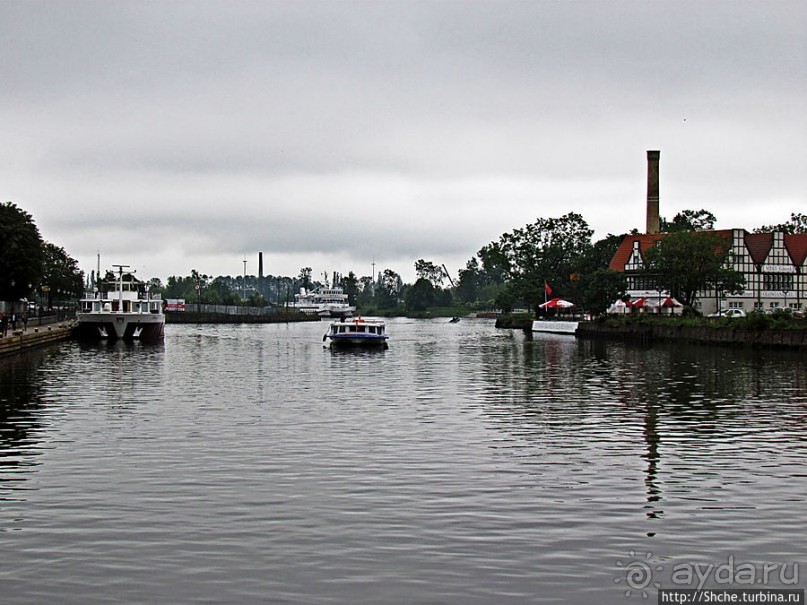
531 320 579 335
289 286 356 318
324 317 388 348
76 265 164 342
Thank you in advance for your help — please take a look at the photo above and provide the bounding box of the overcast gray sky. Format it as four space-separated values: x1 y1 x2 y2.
2 0 804 284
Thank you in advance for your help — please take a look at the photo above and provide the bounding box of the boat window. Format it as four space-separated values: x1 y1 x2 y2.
357 326 365 333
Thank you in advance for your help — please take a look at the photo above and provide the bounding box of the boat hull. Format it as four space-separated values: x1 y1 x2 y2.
329 334 388 348
531 320 579 335
76 313 165 343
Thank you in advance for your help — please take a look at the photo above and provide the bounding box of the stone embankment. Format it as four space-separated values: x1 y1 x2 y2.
576 321 807 350
0 322 75 358
165 311 320 324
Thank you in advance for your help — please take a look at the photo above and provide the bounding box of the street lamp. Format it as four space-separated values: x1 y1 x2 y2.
242 258 247 300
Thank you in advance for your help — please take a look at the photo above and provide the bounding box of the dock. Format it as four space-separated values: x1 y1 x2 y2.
0 322 75 358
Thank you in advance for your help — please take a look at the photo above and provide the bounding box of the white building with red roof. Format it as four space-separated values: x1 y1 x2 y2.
608 152 806 315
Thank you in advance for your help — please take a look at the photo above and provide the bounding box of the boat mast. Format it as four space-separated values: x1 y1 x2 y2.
112 264 131 310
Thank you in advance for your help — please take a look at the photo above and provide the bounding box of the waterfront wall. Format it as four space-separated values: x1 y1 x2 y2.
576 321 807 349
166 311 319 324
0 323 74 358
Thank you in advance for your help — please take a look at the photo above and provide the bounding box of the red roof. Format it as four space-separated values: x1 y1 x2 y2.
785 233 807 267
609 230 732 272
744 232 773 265
608 234 664 272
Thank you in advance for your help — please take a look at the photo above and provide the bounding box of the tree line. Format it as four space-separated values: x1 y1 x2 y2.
3 200 803 316
0 202 84 310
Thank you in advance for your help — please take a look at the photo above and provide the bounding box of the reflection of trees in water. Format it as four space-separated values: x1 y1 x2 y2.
474 336 807 526
0 349 50 503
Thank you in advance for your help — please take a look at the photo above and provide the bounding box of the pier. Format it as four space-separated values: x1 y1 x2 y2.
0 322 74 358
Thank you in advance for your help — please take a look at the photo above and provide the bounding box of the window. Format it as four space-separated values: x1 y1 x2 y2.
728 302 744 309
753 302 764 310
763 273 794 292
770 302 780 309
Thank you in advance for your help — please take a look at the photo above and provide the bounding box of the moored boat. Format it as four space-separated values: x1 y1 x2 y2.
75 265 164 343
289 286 356 318
324 317 388 348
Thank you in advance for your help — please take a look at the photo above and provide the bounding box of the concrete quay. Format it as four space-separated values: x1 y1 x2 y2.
0 321 75 358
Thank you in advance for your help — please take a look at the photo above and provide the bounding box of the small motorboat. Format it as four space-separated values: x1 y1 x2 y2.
323 317 388 348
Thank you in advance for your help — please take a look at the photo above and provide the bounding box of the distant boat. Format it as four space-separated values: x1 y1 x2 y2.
323 317 388 348
75 265 164 343
288 286 356 318
449 317 461 323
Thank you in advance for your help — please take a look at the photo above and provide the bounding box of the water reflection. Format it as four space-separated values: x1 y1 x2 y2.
477 334 807 537
0 349 52 509
0 321 805 604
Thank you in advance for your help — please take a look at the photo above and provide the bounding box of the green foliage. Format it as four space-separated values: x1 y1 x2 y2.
375 269 402 309
754 212 807 234
494 286 516 314
499 212 594 313
298 267 313 290
660 209 717 233
414 259 445 287
405 278 435 312
642 231 745 307
578 269 627 316
341 271 360 306
41 243 84 302
0 201 45 300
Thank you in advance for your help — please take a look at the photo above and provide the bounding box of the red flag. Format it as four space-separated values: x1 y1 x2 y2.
544 281 552 296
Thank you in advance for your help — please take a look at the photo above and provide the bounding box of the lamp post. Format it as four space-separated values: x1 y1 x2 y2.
243 258 247 301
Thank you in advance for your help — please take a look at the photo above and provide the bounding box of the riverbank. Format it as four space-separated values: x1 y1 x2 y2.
165 311 320 324
493 313 807 350
576 320 807 349
0 322 74 358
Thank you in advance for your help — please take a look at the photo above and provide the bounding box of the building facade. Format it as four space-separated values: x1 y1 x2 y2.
609 229 807 315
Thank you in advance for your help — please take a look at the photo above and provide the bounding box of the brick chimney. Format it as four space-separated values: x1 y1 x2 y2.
646 150 660 234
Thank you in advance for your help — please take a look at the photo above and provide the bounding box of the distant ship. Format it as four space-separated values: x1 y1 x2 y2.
288 286 356 318
75 265 164 343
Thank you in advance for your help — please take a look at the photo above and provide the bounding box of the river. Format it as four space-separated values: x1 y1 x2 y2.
1 319 805 604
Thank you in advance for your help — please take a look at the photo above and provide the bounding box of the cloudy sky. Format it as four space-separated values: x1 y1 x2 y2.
2 1 804 284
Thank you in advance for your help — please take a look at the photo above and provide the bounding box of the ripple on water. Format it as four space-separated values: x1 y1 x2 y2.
0 320 805 604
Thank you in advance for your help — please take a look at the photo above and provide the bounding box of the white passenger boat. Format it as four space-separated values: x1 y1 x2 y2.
289 286 356 318
531 320 579 335
76 265 164 342
324 317 388 348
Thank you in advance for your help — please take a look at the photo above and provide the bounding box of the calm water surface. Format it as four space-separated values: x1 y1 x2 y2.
1 319 805 604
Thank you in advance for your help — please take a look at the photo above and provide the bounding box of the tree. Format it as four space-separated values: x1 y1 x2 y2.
376 269 402 309
499 212 594 313
41 243 84 304
405 278 435 312
575 234 623 275
414 259 445 287
660 209 717 233
476 241 511 285
297 267 313 291
0 202 45 301
357 275 375 308
755 212 807 234
456 257 482 303
579 269 627 316
341 271 360 306
642 231 744 307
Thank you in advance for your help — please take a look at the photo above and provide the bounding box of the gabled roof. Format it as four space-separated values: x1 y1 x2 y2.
744 232 773 265
785 233 807 267
608 234 664 271
608 230 733 272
